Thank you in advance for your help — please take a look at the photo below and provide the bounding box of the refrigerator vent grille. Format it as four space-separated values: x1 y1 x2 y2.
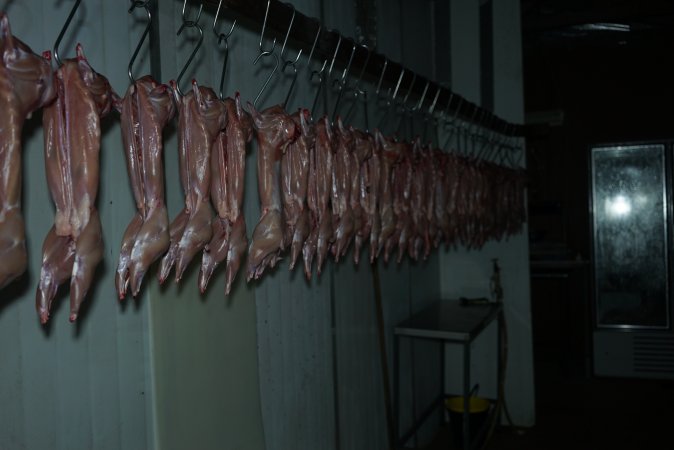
633 335 674 374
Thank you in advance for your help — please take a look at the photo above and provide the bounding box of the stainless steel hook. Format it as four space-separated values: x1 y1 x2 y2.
326 34 342 78
400 73 416 106
331 42 356 121
280 3 303 108
351 45 371 97
181 0 202 23
377 67 404 131
442 97 463 151
375 59 388 99
345 45 371 130
440 92 454 124
258 0 276 55
428 86 441 115
422 85 442 143
53 0 82 67
413 81 430 112
252 0 279 108
127 0 152 83
253 52 279 108
391 68 405 102
175 0 204 96
305 22 322 79
395 73 416 135
280 3 297 61
213 0 236 99
310 59 328 114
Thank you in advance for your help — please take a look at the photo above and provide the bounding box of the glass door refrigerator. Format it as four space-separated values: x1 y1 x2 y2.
591 142 674 379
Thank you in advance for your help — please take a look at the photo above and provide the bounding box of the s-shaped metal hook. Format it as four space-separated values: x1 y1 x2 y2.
53 0 82 67
127 0 152 83
252 0 279 108
175 0 204 96
213 0 236 100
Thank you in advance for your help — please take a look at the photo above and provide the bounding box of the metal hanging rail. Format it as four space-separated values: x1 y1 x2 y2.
195 0 526 137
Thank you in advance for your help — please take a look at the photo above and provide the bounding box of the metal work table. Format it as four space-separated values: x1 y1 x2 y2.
394 300 503 450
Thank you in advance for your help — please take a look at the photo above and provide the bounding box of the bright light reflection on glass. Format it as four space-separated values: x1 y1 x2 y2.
605 194 632 218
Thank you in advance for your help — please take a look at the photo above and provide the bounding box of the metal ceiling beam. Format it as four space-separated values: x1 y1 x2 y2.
197 0 525 136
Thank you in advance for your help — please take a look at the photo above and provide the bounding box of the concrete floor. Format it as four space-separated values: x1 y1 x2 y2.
418 361 674 450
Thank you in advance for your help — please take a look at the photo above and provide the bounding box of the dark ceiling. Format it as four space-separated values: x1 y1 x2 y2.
521 0 674 49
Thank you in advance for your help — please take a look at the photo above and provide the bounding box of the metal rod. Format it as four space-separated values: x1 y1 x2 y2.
194 0 524 136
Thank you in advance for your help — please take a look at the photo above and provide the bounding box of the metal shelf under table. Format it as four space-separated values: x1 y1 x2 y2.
393 300 503 450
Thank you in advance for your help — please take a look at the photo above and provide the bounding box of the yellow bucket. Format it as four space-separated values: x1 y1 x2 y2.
445 396 490 414
445 396 491 448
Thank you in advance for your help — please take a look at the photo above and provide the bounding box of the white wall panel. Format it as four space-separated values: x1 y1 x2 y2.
150 3 265 450
246 1 339 449
450 0 481 103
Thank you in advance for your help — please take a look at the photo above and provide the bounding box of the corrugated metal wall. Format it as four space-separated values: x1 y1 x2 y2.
0 1 154 449
149 3 267 449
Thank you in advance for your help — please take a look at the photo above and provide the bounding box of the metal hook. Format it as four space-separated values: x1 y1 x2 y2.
309 32 338 116
440 92 455 124
337 43 356 86
252 0 279 108
175 0 204 96
489 130 506 165
351 45 371 97
462 108 479 155
428 86 441 115
327 34 342 78
395 73 416 134
422 85 442 143
53 0 82 67
182 0 202 23
281 59 299 109
391 68 405 102
331 42 356 121
280 3 296 61
280 3 303 108
400 73 416 105
476 116 496 161
413 81 430 112
258 0 277 55
127 0 152 83
377 67 404 131
253 52 279 108
281 60 302 109
442 97 463 151
310 59 328 114
344 45 371 130
213 0 236 99
375 59 388 99
305 22 322 79
305 24 328 115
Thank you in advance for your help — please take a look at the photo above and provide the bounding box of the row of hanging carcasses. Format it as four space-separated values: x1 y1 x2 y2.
0 2 526 324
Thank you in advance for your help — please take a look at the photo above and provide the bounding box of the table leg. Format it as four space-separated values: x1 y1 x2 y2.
496 311 503 426
463 342 471 450
441 342 445 428
394 334 400 446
